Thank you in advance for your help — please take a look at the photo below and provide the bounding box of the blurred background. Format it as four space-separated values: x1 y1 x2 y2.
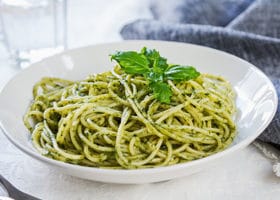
0 0 152 67
0 0 270 70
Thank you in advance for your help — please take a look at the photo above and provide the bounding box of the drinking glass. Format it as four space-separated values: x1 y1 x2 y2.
0 0 67 68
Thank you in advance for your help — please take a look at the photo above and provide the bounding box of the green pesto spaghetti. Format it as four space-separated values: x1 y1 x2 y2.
23 48 236 169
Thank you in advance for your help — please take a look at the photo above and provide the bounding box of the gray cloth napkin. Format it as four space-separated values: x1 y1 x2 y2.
120 0 280 148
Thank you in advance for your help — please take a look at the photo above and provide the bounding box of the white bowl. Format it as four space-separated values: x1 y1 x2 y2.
0 40 277 184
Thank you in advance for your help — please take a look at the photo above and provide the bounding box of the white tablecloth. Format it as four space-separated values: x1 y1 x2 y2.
0 1 280 199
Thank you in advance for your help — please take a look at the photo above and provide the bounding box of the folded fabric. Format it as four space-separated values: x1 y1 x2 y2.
121 0 280 148
150 0 254 26
227 0 280 38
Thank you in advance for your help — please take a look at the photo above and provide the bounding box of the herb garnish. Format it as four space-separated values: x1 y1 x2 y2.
111 47 200 103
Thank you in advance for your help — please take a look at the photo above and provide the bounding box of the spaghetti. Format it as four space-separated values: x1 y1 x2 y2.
24 65 236 169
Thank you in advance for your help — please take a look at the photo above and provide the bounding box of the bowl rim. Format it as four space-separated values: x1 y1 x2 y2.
0 40 278 175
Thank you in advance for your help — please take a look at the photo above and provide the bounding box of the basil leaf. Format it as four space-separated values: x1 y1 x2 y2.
111 51 150 74
150 81 172 103
164 65 200 81
110 47 201 104
147 71 164 82
141 47 168 72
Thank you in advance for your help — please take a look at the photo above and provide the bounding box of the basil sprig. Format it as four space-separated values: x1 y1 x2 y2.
110 47 200 103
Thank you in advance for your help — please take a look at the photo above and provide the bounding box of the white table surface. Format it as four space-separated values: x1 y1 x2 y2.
0 0 280 199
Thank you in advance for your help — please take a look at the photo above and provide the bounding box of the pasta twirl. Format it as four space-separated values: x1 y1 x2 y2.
24 65 236 169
